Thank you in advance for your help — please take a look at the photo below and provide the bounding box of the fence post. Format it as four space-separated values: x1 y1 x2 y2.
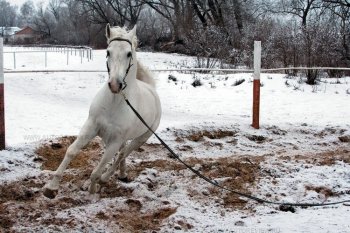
45 51 47 68
0 38 5 149
252 41 261 129
67 50 69 65
13 52 16 69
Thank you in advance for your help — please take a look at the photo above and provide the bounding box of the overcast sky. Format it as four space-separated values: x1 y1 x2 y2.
10 0 48 7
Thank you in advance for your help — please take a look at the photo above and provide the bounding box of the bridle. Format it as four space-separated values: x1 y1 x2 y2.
106 37 134 91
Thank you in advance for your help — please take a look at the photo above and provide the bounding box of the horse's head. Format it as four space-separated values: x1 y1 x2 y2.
105 24 137 94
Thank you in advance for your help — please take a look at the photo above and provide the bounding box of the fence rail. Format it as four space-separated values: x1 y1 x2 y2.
4 46 93 69
3 67 350 74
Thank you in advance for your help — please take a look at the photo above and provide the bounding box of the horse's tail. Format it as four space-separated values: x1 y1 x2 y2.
137 61 156 88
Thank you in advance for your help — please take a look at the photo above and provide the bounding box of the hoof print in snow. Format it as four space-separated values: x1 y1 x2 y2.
50 142 63 149
125 199 142 210
118 177 131 183
279 205 296 213
42 188 58 199
246 135 268 143
168 74 178 82
234 220 245 226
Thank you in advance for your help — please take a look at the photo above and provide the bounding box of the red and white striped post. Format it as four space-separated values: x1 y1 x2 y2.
0 38 5 149
252 41 261 129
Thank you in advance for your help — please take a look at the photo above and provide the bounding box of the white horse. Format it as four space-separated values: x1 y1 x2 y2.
43 24 162 198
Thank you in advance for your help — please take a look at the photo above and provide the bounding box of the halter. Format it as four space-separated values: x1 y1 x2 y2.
107 37 134 91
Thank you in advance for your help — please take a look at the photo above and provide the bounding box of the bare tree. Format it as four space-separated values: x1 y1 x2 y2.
265 0 324 26
19 0 35 26
324 0 350 65
142 0 194 41
76 0 143 27
0 0 18 34
32 3 56 37
48 0 63 21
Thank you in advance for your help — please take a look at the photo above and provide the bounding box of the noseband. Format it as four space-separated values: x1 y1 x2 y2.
107 37 134 91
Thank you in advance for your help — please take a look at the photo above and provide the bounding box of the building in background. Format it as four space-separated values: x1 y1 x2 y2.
0 27 21 44
14 26 45 44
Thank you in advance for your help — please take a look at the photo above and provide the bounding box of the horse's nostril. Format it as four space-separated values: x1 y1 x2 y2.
119 83 123 90
108 82 111 89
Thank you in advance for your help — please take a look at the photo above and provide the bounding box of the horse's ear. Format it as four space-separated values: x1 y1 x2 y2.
130 24 137 38
106 23 111 39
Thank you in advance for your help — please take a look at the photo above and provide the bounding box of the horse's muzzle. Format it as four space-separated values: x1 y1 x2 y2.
108 79 123 94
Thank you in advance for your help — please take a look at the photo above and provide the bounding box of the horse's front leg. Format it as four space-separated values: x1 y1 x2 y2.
89 141 123 193
43 119 97 199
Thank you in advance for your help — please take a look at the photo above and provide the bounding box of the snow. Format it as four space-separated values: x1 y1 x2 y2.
1 47 350 232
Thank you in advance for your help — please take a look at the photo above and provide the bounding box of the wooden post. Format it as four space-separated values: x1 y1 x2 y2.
252 41 261 129
0 38 5 149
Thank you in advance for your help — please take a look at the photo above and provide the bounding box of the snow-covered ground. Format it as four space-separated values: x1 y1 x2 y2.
0 47 349 233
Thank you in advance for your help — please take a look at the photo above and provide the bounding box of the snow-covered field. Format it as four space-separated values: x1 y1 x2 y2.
0 47 349 233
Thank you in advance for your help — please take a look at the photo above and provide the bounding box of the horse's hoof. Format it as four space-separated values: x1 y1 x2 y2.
98 180 108 186
43 187 58 199
88 183 100 194
118 176 131 183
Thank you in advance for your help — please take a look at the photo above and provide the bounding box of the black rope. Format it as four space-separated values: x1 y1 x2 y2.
121 92 350 207
109 37 132 47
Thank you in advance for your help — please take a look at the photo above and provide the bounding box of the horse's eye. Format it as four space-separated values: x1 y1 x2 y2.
127 52 132 58
106 51 110 57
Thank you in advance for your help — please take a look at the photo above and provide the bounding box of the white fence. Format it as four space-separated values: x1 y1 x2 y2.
1 41 350 149
3 46 93 69
3 67 350 74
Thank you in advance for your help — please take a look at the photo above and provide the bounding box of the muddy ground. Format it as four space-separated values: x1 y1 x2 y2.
0 127 349 232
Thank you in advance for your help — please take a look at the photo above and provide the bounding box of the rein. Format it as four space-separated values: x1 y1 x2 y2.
107 37 134 90
120 91 350 207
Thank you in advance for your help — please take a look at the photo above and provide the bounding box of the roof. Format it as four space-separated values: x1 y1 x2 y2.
0 27 21 36
15 26 39 35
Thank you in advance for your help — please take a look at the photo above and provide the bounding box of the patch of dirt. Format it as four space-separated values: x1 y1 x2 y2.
186 156 264 209
35 136 103 171
2 133 350 232
177 129 236 142
0 204 14 229
338 135 350 143
115 207 177 232
99 183 134 199
305 185 337 198
266 126 287 136
294 148 350 166
246 134 270 143
0 176 43 204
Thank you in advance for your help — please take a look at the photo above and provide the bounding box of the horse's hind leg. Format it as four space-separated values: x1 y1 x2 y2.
100 130 153 183
89 140 124 193
43 119 97 199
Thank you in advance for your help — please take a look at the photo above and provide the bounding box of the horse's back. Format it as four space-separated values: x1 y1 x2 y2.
137 61 156 88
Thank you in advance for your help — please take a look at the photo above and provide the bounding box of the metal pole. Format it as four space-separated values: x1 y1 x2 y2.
252 41 261 129
0 38 5 149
